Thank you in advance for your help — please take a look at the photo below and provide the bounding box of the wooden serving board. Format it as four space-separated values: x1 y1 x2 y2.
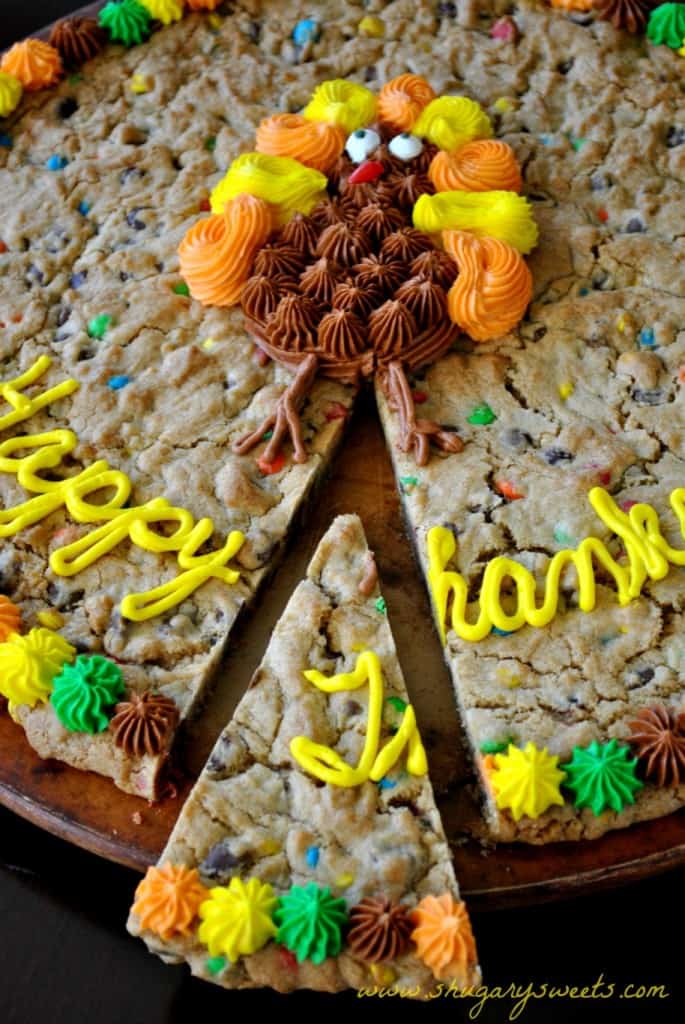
2 395 685 909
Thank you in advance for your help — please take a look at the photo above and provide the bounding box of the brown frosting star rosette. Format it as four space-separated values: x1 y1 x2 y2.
592 0 657 33
49 17 106 66
628 704 685 787
110 691 180 758
347 896 414 963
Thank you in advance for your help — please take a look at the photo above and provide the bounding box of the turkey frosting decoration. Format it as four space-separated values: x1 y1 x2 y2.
178 75 538 467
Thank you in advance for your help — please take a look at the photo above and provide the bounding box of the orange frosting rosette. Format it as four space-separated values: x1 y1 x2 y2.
377 74 436 133
1 39 63 92
132 863 209 941
256 113 346 174
187 0 223 9
444 230 532 341
178 193 272 308
549 0 594 10
411 893 477 983
0 596 21 642
429 140 522 194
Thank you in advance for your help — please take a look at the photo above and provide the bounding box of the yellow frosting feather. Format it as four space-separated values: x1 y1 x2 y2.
210 152 327 226
0 70 22 118
302 78 377 134
0 627 76 717
413 190 539 254
138 0 184 25
198 877 277 961
490 742 566 821
413 96 492 152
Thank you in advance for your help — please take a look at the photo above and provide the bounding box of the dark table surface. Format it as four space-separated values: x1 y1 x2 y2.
1 4 684 1022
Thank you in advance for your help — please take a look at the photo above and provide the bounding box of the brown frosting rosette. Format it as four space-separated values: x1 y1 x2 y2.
381 227 433 263
266 294 320 351
110 691 179 757
299 257 340 304
316 222 370 267
628 704 685 787
318 309 367 359
395 276 448 329
279 212 319 256
593 0 656 33
348 897 413 963
369 300 417 358
353 254 407 295
253 243 304 280
356 203 405 245
49 17 106 66
411 249 459 289
331 280 383 319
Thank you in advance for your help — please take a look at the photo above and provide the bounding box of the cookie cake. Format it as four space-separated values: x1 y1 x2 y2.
0 0 684 997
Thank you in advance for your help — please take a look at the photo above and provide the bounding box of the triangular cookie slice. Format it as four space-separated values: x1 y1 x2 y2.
127 514 480 995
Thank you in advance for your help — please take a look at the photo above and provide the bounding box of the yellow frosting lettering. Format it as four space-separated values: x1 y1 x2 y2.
0 356 79 432
121 525 245 622
290 650 427 787
0 362 245 622
428 485 685 644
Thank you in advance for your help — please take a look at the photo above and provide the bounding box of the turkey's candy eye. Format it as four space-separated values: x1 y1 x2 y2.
388 133 424 161
345 127 381 163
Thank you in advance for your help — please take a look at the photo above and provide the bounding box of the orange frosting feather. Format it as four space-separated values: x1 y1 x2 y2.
444 231 532 341
255 113 346 174
0 596 21 642
178 194 272 308
429 140 522 194
1 39 63 92
376 73 436 133
132 863 209 941
411 893 477 983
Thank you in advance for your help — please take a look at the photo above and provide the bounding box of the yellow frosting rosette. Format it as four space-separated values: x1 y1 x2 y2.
0 70 22 118
198 877 277 961
413 96 492 152
210 152 327 226
0 627 76 718
138 0 185 25
303 79 377 135
413 190 538 254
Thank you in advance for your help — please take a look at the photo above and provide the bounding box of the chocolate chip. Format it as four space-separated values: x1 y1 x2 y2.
625 217 644 233
200 842 241 880
56 305 71 327
533 326 547 341
57 97 78 119
592 270 609 289
126 210 146 230
666 126 685 148
437 2 457 16
70 271 87 289
345 700 362 716
247 20 261 43
501 428 531 450
636 666 654 683
119 271 129 282
590 173 611 191
364 65 377 82
632 387 664 405
542 447 574 465
557 60 574 75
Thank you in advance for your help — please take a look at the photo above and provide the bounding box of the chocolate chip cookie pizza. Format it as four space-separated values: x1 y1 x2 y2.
1 0 684 844
128 514 480 995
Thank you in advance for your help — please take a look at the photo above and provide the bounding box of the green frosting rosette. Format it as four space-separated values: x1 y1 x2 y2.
99 0 152 47
51 654 125 734
561 739 643 816
274 884 347 964
647 3 685 48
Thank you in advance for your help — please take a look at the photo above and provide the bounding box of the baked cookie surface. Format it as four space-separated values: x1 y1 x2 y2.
128 513 480 995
